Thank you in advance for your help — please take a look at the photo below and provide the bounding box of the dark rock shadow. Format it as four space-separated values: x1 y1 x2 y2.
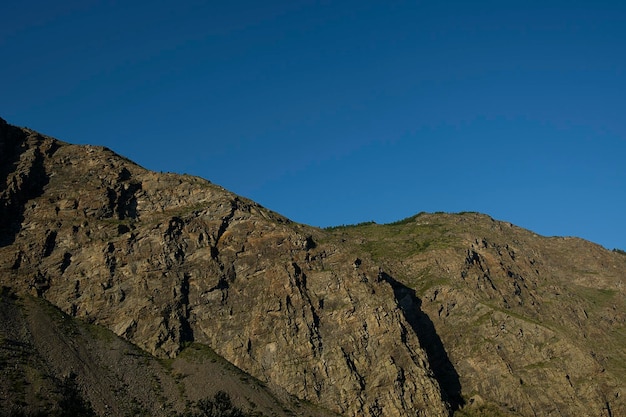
179 273 194 344
0 121 51 247
108 181 141 221
380 271 464 411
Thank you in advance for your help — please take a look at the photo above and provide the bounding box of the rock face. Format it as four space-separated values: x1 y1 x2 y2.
330 214 626 417
0 287 342 417
1 118 625 417
0 118 449 417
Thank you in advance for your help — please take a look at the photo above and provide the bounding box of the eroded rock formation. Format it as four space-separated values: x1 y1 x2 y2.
1 118 624 417
0 118 449 417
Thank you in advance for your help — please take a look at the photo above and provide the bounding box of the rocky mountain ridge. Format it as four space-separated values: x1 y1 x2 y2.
1 118 624 417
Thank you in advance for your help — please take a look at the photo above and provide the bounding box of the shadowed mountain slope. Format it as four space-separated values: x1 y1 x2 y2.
1 118 624 417
0 286 339 417
327 214 625 417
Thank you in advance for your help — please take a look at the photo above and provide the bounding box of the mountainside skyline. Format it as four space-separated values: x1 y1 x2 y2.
2 115 624 253
1 118 624 417
2 1 625 250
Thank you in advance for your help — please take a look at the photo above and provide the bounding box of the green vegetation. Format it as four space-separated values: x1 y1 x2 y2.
175 343 267 388
453 403 513 417
3 410 50 417
170 342 222 364
613 248 626 256
326 217 456 263
407 270 450 295
571 286 618 307
479 301 549 332
88 324 122 345
175 391 266 417
324 221 376 231
3 374 96 417
384 212 425 226
56 374 97 417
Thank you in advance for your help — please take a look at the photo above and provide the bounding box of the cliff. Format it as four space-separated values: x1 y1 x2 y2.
1 118 624 416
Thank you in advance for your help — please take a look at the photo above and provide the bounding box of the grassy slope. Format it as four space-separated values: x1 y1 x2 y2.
324 212 626 417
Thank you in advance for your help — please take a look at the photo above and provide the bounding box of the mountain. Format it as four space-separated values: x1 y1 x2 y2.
0 117 624 417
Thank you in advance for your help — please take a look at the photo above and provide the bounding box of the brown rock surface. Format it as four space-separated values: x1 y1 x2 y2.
331 213 625 416
0 287 338 417
1 117 624 417
0 118 448 416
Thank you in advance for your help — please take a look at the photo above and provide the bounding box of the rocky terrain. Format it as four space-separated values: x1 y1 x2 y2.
1 117 624 417
328 215 625 417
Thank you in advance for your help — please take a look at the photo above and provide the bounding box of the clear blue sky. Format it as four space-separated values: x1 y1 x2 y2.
2 1 625 250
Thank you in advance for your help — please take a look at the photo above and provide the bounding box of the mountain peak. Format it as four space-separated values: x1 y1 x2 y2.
1 120 624 417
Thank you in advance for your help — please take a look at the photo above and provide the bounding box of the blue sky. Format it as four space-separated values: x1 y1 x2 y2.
1 1 625 250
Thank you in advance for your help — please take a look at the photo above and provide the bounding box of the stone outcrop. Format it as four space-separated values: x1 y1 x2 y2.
1 117 624 417
331 213 625 417
0 118 449 417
